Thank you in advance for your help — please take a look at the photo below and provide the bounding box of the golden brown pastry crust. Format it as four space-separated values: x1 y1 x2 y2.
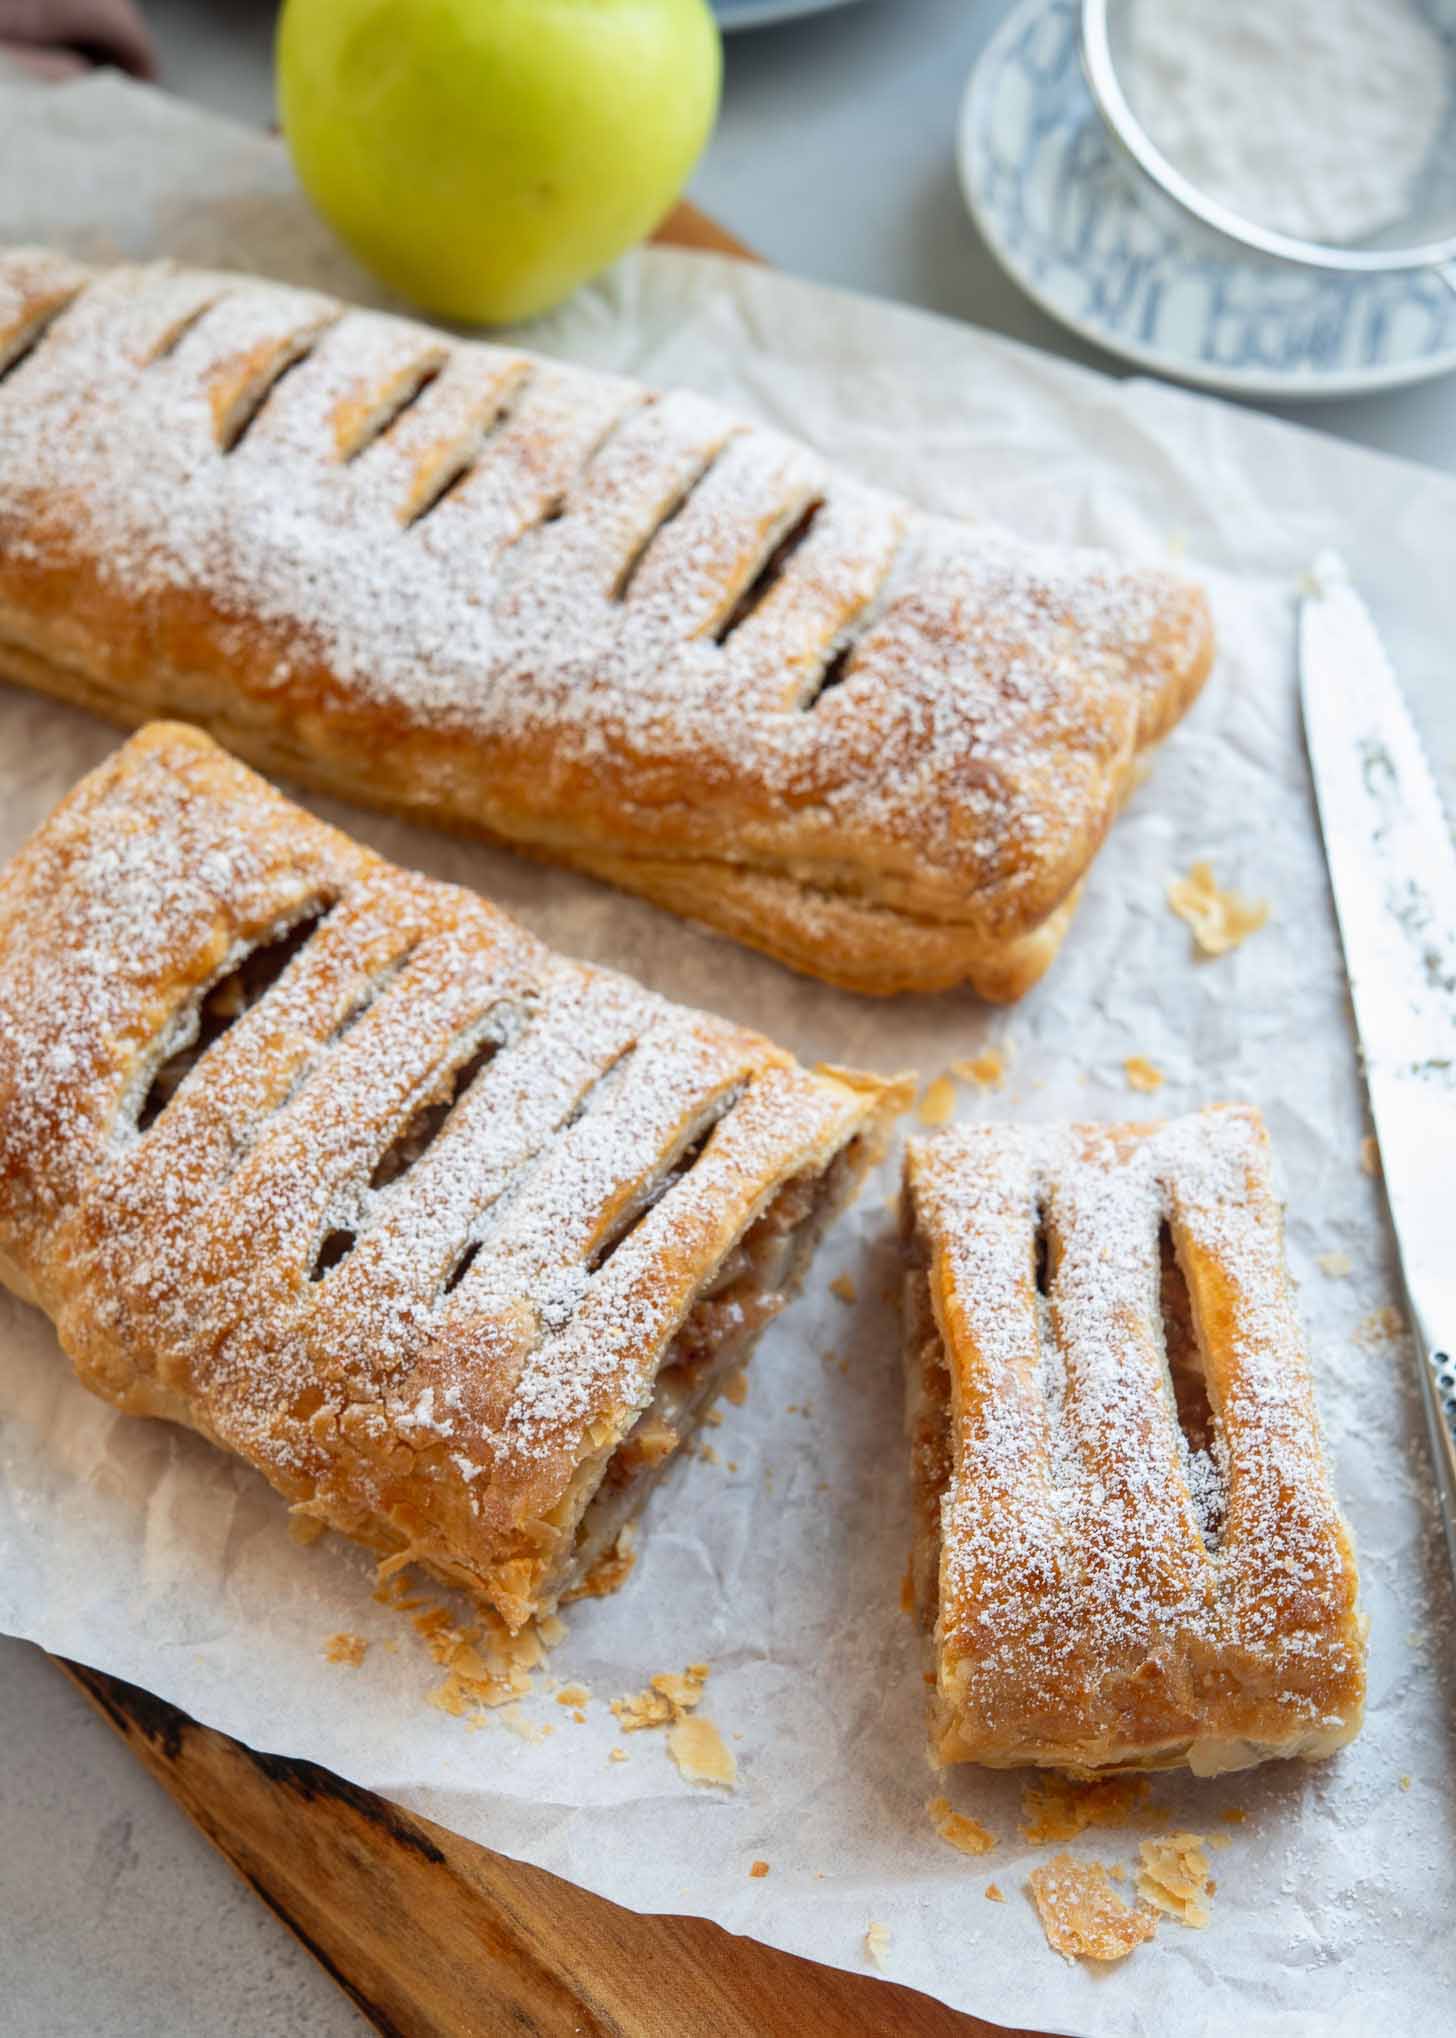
902 1106 1366 1775
0 724 904 1630
0 247 1213 998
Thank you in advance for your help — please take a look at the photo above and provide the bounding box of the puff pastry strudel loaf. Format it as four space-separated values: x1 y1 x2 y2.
0 724 905 1629
903 1107 1366 1776
0 247 1212 998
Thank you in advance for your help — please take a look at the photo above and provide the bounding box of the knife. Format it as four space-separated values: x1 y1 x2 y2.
1299 551 1456 1587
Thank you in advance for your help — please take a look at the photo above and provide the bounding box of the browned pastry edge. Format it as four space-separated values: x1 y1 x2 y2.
0 246 1215 999
901 1107 1366 1776
0 724 909 1631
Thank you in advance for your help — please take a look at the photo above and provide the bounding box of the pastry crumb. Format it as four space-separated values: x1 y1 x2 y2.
1220 1808 1246 1825
563 1522 637 1602
863 1920 892 1970
536 1612 567 1648
1137 1832 1213 1928
288 1511 327 1546
555 1683 591 1708
1318 1249 1352 1277
950 1047 1008 1091
1399 1773 1412 1791
1020 1772 1148 1843
608 1747 628 1764
917 1074 957 1126
928 1795 996 1856
667 1716 737 1788
1027 1854 1157 1963
899 1564 915 1615
724 1367 749 1406
984 1882 1005 1903
1167 861 1269 956
829 1272 857 1305
1123 1056 1164 1093
698 1441 721 1464
323 1631 367 1667
611 1663 709 1732
749 1859 770 1879
1355 1306 1407 1348
1360 1135 1381 1177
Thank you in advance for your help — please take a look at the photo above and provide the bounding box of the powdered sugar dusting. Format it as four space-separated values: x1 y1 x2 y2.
907 1106 1365 1766
0 252 1209 927
0 726 885 1625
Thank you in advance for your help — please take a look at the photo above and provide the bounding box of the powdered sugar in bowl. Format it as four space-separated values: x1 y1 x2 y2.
1083 0 1456 281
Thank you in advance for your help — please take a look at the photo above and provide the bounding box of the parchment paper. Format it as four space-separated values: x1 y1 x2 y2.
1 73 1453 2038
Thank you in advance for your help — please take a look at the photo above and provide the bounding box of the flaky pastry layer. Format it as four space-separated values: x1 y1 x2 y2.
0 724 905 1629
902 1106 1366 1776
0 246 1212 997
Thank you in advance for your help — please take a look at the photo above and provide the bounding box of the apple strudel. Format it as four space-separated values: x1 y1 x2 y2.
902 1106 1366 1775
0 723 905 1630
0 245 1213 998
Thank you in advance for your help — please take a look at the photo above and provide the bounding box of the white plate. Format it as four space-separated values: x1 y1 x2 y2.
714 0 865 29
957 0 1456 399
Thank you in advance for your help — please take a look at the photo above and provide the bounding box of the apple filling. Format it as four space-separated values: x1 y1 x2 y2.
556 1138 865 1602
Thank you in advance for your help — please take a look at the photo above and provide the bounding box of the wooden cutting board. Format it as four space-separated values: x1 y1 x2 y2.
47 203 1047 2038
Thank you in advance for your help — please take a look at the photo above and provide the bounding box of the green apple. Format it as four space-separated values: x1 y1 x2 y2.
276 0 721 324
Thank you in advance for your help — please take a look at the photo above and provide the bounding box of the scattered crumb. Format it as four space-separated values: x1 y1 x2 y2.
373 1568 551 1720
724 1368 749 1407
1318 1250 1352 1278
829 1272 857 1305
1123 1056 1164 1094
950 1047 1009 1091
537 1613 568 1648
1137 1832 1212 1928
985 1882 1005 1903
928 1795 996 1857
1208 1832 1231 1852
667 1717 737 1788
1360 1135 1381 1177
863 1921 892 1971
288 1512 326 1546
1220 1808 1246 1826
750 1860 770 1879
1167 861 1269 957
1356 1306 1408 1348
1399 1774 1412 1791
563 1522 637 1602
698 1442 721 1465
323 1631 367 1668
1020 1773 1149 1844
1027 1854 1156 1963
703 1407 723 1428
899 1564 915 1615
917 1074 957 1127
611 1663 709 1732
555 1683 591 1708
608 1747 629 1765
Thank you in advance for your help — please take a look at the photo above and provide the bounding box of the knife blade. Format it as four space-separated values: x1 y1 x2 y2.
1300 551 1456 1584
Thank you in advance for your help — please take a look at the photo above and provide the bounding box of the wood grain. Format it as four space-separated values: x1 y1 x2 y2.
40 200 1045 2038
56 1659 1038 2038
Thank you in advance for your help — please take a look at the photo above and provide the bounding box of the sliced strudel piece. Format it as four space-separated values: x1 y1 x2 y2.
0 246 1214 999
0 724 905 1630
902 1107 1365 1775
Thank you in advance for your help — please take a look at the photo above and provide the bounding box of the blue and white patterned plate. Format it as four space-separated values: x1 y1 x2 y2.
958 0 1456 399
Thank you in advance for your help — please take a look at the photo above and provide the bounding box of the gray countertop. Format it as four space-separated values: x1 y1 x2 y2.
5 3 1454 2032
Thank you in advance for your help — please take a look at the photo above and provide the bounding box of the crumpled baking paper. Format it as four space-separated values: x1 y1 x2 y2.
0 72 1452 2038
